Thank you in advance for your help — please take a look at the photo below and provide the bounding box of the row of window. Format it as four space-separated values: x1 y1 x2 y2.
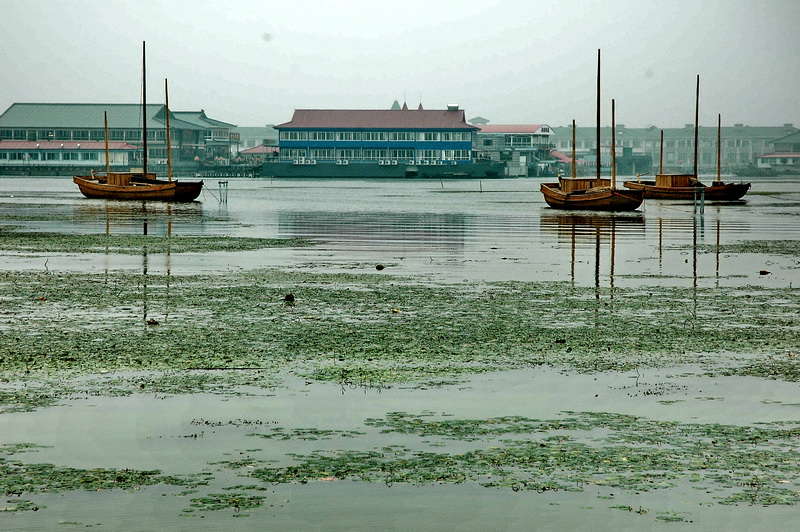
279 131 472 142
0 152 100 161
0 129 175 141
555 139 765 150
280 148 471 161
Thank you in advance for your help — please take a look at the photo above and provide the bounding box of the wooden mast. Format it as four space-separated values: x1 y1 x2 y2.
611 99 616 189
571 119 577 178
103 111 110 175
659 130 664 174
693 74 699 179
165 79 172 181
596 49 601 185
142 41 148 180
716 113 722 184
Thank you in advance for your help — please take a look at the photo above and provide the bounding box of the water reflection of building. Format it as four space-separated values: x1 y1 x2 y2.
278 211 470 251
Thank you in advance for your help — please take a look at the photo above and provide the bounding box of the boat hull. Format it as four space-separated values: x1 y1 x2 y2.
131 175 204 202
540 183 643 211
623 180 750 200
73 176 178 201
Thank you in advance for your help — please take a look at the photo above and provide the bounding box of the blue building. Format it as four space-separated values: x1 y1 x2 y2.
267 104 503 178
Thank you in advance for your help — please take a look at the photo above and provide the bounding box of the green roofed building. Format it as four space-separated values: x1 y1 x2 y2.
0 103 237 174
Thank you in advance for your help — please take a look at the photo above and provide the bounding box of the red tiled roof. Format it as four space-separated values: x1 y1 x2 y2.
476 124 546 134
0 141 137 150
548 150 586 163
241 145 278 154
276 109 477 130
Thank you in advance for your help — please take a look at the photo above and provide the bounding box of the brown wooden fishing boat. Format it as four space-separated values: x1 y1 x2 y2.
541 177 644 210
73 172 177 200
623 77 750 201
623 175 750 200
541 50 643 212
74 42 203 202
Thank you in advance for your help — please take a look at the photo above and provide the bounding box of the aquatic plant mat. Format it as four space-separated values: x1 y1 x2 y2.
1 267 799 528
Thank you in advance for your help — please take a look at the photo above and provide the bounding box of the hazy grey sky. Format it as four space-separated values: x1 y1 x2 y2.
1 0 798 128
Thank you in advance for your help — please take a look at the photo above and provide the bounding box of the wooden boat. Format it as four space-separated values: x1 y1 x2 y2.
74 42 203 202
541 50 643 212
623 77 750 201
541 177 645 210
73 172 177 200
623 175 750 200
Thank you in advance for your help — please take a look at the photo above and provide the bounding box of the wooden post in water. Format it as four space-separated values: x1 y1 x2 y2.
659 130 664 174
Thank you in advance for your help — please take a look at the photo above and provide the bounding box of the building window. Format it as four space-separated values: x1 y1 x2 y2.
279 131 309 141
73 130 89 140
336 132 361 141
0 153 6 159
45 152 59 160
389 132 414 141
62 152 79 161
362 149 387 160
0 129 11 140
388 149 414 159
125 130 141 141
310 131 335 141
310 148 335 159
336 149 361 159
90 130 104 141
81 152 99 161
418 132 439 141
110 130 124 141
482 139 493 147
362 132 387 142
417 149 440 160
281 148 307 160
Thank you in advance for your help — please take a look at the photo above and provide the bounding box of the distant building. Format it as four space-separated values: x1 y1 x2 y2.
0 103 237 173
0 140 137 171
550 123 798 174
474 124 554 176
266 104 503 177
234 126 278 151
755 130 800 172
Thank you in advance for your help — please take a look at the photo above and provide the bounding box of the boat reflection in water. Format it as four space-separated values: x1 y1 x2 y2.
540 212 645 289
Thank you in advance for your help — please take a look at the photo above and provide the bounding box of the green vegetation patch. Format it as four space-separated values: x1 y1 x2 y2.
694 239 800 257
235 411 800 511
1 268 798 400
0 457 213 512
0 230 312 255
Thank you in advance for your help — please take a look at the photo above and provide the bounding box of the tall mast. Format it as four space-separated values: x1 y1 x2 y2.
596 49 601 184
165 79 172 181
103 111 110 175
571 119 577 178
659 130 664 174
693 74 699 178
142 41 148 179
611 99 616 189
716 113 722 184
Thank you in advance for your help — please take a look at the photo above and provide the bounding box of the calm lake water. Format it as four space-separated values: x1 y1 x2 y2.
1 175 799 531
1 175 799 288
